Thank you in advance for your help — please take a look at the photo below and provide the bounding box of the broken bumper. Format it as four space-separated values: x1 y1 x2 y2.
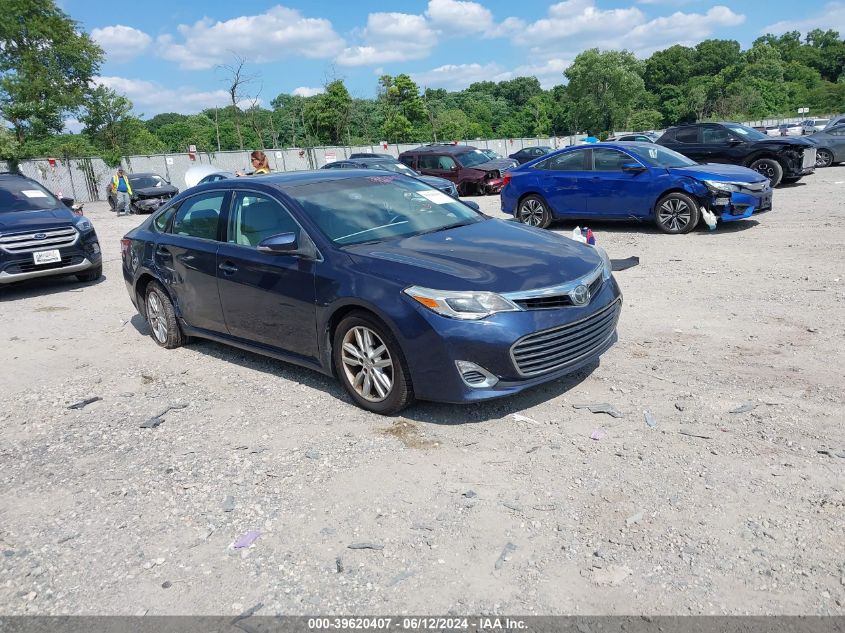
711 189 772 222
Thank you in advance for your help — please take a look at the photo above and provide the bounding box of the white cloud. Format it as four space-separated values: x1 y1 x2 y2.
156 5 344 70
509 58 573 88
425 0 496 35
507 1 745 60
292 86 324 97
91 25 152 62
412 58 572 91
63 118 84 134
763 1 845 35
637 0 695 4
336 12 436 66
95 76 243 116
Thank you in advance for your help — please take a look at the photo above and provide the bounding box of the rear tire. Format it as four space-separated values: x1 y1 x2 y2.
333 311 414 415
816 149 833 168
749 157 784 187
517 195 552 229
655 192 700 234
76 264 102 283
144 281 185 349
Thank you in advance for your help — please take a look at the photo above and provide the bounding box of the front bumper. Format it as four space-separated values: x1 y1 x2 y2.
0 230 101 284
710 189 772 222
401 277 622 403
133 197 171 213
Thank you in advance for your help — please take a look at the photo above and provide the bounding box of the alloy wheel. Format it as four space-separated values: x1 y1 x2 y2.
816 150 833 168
341 326 394 403
658 198 691 233
519 199 545 226
753 161 777 179
146 292 168 344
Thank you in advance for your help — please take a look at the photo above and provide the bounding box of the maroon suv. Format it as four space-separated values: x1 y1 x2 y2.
398 144 514 195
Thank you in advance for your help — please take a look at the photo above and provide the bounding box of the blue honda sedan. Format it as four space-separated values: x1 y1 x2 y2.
501 142 772 234
121 171 622 414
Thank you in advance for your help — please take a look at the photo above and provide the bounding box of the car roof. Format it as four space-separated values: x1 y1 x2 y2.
190 169 403 193
128 172 164 178
401 144 478 155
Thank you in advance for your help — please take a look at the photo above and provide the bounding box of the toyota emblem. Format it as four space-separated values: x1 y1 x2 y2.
570 284 590 306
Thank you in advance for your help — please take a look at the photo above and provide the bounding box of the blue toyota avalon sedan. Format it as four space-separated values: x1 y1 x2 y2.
121 171 622 414
500 142 772 234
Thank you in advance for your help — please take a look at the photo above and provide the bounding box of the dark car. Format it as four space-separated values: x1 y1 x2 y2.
121 171 621 414
322 158 458 197
0 172 102 285
196 171 235 185
807 124 845 167
656 122 816 187
823 115 845 130
501 143 771 234
398 144 514 195
107 172 179 214
509 146 553 164
348 152 394 160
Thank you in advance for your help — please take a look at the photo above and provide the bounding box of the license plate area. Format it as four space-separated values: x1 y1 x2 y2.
33 249 61 265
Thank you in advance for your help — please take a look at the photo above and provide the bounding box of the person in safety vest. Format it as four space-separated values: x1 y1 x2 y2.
236 150 271 177
110 168 133 216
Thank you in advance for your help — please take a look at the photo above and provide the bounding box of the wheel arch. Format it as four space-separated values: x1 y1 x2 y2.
653 187 706 217
321 300 404 377
134 272 176 319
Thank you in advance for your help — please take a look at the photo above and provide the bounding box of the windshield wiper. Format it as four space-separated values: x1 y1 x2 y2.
416 220 477 236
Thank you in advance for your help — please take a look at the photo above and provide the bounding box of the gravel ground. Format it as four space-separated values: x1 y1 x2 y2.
1 168 844 615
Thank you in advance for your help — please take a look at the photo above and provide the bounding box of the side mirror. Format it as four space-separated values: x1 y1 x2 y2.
257 232 299 255
728 138 743 145
61 197 74 207
463 200 481 211
621 162 646 174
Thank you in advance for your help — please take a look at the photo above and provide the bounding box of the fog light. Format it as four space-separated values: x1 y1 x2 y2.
91 242 100 254
455 360 499 388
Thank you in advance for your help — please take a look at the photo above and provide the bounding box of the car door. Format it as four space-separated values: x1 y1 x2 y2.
154 190 229 333
822 126 845 160
418 154 458 184
532 149 590 216
585 148 653 218
700 124 748 164
216 190 319 361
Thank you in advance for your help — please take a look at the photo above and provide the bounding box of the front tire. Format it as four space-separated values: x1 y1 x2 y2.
816 149 834 168
749 157 784 187
655 192 700 234
333 312 414 415
517 195 552 228
76 264 102 283
144 281 185 349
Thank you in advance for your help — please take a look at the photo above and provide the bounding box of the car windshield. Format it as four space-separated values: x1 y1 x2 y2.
482 150 501 159
130 175 168 188
724 124 768 141
370 162 418 177
0 178 63 213
630 145 698 168
456 150 491 168
288 175 483 246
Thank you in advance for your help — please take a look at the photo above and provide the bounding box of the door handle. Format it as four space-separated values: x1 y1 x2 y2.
218 261 238 275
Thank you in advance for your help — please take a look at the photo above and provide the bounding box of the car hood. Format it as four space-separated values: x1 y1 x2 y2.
0 207 76 232
752 136 816 148
470 158 517 172
668 163 768 184
345 218 603 293
134 185 179 198
417 175 454 189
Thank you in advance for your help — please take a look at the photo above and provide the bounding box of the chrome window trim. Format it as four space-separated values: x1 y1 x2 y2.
502 264 603 301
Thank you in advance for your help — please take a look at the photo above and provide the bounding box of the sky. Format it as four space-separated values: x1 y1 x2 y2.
62 0 843 121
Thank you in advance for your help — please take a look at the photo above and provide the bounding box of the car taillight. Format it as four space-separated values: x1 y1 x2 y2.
503 173 512 188
120 238 131 258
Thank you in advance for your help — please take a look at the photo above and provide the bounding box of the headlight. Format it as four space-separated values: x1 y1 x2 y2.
594 245 612 281
703 180 740 193
404 286 521 320
75 218 93 232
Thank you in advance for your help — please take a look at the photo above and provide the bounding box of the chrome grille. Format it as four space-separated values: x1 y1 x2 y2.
740 181 769 193
0 226 78 254
802 148 817 169
513 276 603 310
511 299 621 377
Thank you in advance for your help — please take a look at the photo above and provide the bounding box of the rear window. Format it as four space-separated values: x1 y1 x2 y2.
0 177 63 213
674 128 699 143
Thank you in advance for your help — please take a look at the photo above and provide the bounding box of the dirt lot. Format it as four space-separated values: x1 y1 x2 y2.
1 167 844 616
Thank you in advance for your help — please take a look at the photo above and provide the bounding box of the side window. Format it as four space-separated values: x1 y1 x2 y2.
170 192 225 240
228 192 299 248
418 155 439 170
829 127 845 136
533 150 586 171
675 128 699 144
592 148 632 172
154 205 177 232
437 156 457 170
702 127 731 144
399 156 415 168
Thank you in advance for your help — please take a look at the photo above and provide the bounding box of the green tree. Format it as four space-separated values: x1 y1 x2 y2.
627 109 663 131
693 39 742 77
80 85 133 151
308 80 353 145
564 49 646 134
644 45 695 92
434 108 469 141
0 0 103 143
